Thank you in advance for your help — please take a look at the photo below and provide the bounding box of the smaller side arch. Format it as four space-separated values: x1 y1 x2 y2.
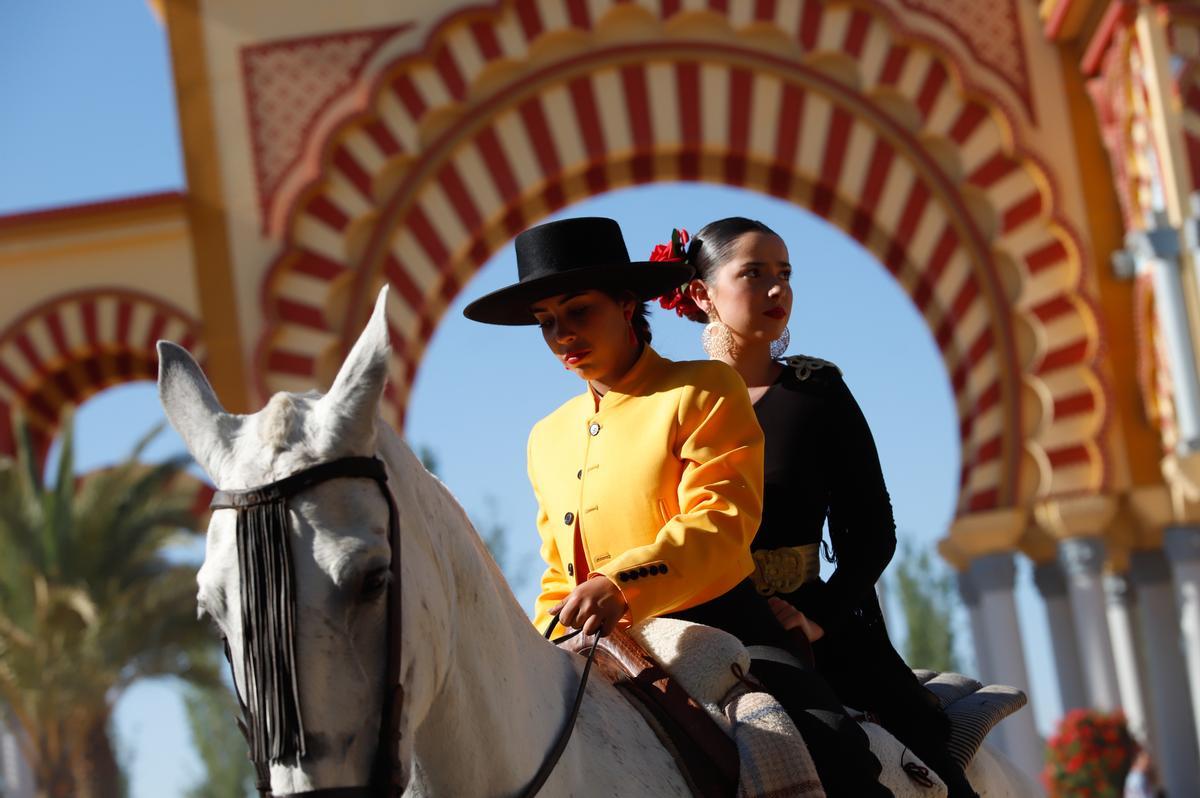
0 289 204 463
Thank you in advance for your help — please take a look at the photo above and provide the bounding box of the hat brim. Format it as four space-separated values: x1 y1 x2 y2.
461 261 695 326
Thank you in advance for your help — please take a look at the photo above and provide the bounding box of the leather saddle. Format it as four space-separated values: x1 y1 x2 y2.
557 628 739 798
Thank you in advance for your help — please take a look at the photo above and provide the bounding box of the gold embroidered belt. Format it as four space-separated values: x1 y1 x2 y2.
751 543 821 596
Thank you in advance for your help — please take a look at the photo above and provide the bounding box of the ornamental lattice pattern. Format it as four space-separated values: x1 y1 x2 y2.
897 0 1032 118
242 26 408 227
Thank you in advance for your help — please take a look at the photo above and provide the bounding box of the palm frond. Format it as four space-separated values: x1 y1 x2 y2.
0 410 218 785
128 421 168 461
12 409 42 494
0 606 34 649
48 408 77 572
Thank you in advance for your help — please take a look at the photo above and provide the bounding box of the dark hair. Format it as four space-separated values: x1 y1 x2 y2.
598 288 653 345
691 217 780 283
672 217 780 324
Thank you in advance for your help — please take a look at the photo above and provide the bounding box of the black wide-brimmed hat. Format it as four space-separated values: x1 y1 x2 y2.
462 217 695 325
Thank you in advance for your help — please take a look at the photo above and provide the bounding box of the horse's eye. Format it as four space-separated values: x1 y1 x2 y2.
360 567 391 602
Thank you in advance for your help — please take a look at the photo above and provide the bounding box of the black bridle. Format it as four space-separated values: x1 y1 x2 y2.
210 456 405 798
210 455 600 798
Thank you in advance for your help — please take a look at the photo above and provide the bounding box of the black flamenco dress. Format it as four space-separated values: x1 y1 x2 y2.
749 355 977 798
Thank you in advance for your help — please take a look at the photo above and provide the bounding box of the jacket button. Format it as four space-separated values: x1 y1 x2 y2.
660 563 669 574
648 565 659 575
589 422 601 436
564 512 574 525
577 469 582 479
638 567 649 578
567 563 574 577
619 572 629 582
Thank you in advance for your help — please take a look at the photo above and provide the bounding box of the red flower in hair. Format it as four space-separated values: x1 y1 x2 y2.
649 228 704 320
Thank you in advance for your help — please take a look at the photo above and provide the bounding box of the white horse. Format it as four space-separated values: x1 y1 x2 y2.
158 287 1042 797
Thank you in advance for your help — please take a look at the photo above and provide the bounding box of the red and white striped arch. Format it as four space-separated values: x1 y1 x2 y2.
254 0 1107 514
0 289 203 461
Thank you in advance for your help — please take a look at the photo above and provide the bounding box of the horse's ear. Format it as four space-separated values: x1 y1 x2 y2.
316 286 391 450
157 341 235 480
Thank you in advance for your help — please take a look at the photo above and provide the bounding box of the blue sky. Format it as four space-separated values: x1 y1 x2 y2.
3 2 1060 795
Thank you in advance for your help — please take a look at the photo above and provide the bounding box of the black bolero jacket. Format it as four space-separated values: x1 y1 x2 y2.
752 355 897 634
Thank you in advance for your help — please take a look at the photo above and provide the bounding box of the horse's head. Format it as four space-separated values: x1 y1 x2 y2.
159 288 414 795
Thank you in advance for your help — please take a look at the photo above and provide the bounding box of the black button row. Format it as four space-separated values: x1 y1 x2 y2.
618 563 668 582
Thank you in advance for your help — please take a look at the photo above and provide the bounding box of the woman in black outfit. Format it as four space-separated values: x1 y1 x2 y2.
651 218 978 798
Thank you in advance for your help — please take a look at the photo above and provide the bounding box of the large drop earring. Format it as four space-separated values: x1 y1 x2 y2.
702 313 737 359
769 326 790 359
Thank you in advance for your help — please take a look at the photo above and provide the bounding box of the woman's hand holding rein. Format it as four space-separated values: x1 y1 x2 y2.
551 575 628 637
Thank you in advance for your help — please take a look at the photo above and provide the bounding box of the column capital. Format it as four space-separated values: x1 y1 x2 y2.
944 507 1027 562
969 551 1017 593
937 536 970 571
1126 484 1173 547
1059 535 1108 578
1130 548 1173 585
1033 560 1069 598
1018 523 1060 564
1165 526 1200 563
1034 494 1119 540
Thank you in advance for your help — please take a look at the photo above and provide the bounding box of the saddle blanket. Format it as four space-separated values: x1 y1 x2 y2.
629 618 1027 798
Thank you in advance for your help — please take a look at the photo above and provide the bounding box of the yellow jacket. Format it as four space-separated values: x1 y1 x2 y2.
527 346 764 632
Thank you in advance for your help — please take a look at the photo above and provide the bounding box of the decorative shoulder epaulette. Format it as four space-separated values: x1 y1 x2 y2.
784 354 842 382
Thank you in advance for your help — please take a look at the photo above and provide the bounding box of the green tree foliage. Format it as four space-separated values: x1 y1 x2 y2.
182 674 255 798
892 540 961 673
0 413 217 798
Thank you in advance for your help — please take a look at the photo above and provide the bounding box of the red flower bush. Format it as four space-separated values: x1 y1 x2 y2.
1042 709 1137 798
648 228 706 322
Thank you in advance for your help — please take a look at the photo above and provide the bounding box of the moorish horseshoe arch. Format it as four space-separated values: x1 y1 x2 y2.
0 288 204 461
255 0 1109 516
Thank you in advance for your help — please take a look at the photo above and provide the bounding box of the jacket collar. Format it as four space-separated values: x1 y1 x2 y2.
588 345 665 411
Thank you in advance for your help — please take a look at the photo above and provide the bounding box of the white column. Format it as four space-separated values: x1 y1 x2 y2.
957 570 991 683
1033 560 1088 712
1130 547 1200 796
1165 526 1200 751
1104 573 1151 741
1058 536 1122 710
969 553 1043 778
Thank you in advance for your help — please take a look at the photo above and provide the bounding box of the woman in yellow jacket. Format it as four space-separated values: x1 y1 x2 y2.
464 217 890 798
464 216 763 636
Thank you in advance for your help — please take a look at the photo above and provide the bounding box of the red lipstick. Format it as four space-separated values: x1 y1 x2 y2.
563 349 591 366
